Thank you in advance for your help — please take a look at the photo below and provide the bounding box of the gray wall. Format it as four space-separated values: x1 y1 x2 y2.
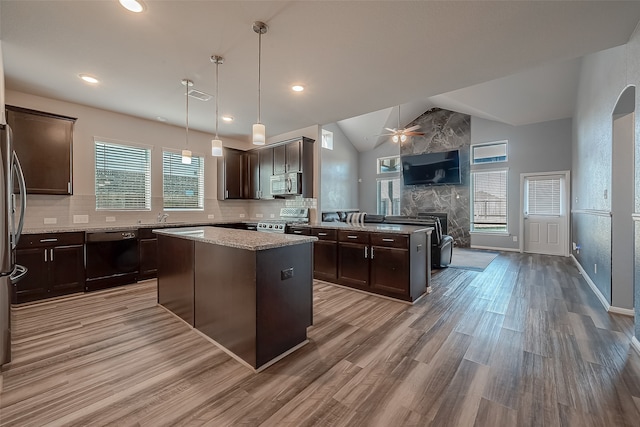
471 117 572 250
358 140 400 214
320 123 359 212
572 44 625 311
572 33 640 336
401 108 471 247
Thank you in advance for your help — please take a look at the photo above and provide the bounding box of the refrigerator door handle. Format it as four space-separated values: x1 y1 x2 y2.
11 151 26 249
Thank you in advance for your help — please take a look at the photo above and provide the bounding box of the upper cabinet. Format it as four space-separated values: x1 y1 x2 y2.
7 105 76 195
218 136 315 200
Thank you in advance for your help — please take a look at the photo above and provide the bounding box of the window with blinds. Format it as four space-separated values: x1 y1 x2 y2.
471 169 508 232
526 177 561 215
163 151 204 210
95 141 151 210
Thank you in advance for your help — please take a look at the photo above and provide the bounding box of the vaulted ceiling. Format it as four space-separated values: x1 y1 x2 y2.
2 1 639 151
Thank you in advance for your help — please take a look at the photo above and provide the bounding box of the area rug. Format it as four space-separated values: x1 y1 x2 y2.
449 248 499 271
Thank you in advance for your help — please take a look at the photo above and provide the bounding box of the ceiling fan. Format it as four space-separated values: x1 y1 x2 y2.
369 105 424 146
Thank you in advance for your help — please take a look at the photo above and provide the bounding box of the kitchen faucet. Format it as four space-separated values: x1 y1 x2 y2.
157 212 169 223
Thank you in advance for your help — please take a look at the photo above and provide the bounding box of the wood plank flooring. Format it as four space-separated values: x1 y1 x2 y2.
1 252 640 426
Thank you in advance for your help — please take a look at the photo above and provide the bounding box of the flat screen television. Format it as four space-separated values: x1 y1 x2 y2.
401 149 461 186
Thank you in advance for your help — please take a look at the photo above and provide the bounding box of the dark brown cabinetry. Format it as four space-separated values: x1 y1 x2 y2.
218 147 244 200
246 151 260 200
258 148 274 199
337 231 370 290
14 232 85 303
6 105 76 195
138 228 158 280
311 228 338 282
369 233 410 296
273 139 302 174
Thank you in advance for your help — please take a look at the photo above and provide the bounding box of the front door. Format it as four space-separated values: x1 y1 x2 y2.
522 172 569 256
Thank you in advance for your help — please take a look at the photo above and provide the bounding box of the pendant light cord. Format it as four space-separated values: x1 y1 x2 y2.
215 61 219 139
185 80 189 148
257 30 262 124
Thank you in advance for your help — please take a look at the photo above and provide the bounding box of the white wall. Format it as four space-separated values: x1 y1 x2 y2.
471 117 572 250
320 123 359 212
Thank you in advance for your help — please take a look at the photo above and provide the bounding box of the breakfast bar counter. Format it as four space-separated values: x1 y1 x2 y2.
154 226 317 371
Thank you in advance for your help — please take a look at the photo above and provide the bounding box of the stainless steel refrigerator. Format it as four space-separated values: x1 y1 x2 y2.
0 122 27 367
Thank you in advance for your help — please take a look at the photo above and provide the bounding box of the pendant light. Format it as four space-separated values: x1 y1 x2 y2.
210 55 224 157
252 21 268 145
181 78 193 164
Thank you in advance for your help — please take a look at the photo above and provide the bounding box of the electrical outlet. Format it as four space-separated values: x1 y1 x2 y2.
73 214 89 224
239 213 246 218
604 189 608 199
105 216 116 222
572 242 577 250
208 214 215 219
512 235 518 242
281 267 294 280
270 214 275 218
43 217 57 225
255 213 263 218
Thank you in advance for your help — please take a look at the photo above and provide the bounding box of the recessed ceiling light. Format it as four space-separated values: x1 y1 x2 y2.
79 74 99 84
292 85 304 92
222 115 234 122
119 0 145 13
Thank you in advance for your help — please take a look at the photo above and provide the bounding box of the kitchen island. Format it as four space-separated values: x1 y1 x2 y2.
288 222 432 302
154 226 317 371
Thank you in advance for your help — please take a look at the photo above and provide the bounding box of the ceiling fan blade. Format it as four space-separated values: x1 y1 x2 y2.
384 127 397 133
365 133 394 140
404 125 421 132
404 131 425 136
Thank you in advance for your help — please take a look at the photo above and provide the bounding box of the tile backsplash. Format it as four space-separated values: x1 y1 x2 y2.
19 194 318 230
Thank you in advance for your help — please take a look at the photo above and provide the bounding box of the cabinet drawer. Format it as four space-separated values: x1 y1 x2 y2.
311 228 337 241
338 230 369 244
18 232 85 249
370 233 408 249
288 226 310 236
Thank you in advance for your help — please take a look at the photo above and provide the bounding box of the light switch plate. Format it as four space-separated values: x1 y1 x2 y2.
208 214 215 219
73 214 89 224
239 213 246 218
43 217 57 225
270 214 275 218
255 213 263 218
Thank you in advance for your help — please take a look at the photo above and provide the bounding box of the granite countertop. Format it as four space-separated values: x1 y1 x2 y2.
300 221 433 235
153 226 317 251
22 220 259 234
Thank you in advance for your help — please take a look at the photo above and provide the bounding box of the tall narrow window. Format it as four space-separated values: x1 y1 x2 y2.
95 140 151 210
322 129 333 150
163 151 204 210
377 155 401 215
471 169 508 232
472 141 507 164
525 176 561 215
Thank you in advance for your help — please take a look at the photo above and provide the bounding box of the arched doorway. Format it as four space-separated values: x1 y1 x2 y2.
611 86 635 312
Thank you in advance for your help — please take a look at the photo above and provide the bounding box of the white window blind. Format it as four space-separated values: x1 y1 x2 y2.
95 141 151 210
471 169 507 232
472 141 507 164
163 151 204 210
526 177 561 215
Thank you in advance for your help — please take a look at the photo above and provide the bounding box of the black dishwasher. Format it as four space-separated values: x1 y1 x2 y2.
85 230 139 292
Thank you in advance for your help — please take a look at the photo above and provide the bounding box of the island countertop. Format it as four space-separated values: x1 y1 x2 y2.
153 226 317 251
295 221 433 235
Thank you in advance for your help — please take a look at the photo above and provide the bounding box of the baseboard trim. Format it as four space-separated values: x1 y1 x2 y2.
469 245 519 252
632 337 640 356
571 254 611 312
608 306 635 317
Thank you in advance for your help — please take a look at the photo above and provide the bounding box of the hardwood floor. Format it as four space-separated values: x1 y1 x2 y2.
1 252 640 426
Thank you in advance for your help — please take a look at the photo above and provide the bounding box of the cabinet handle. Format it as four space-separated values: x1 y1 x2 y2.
39 238 58 243
50 249 54 261
382 238 394 242
293 230 302 234
347 235 358 239
371 246 374 259
318 232 327 236
364 246 368 258
44 249 47 262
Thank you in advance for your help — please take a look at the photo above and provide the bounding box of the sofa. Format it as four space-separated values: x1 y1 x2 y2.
321 211 454 268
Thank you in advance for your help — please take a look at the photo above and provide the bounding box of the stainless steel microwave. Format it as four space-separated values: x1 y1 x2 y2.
270 172 302 196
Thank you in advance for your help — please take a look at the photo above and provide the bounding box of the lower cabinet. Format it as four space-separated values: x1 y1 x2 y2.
14 232 85 304
138 228 158 280
311 228 338 282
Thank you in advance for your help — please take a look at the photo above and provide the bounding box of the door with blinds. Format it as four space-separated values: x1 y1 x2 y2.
523 173 568 255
